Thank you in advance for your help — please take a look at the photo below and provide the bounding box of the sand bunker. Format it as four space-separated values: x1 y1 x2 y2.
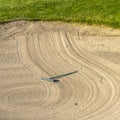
0 21 120 120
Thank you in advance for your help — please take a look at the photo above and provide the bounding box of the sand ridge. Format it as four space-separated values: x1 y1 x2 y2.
0 21 120 120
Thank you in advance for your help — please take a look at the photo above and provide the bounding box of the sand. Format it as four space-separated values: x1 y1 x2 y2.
0 21 120 120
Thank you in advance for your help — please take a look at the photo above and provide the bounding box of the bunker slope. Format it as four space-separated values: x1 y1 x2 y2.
0 21 120 120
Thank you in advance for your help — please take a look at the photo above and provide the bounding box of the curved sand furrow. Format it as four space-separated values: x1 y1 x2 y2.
0 21 120 120
17 30 119 119
55 30 120 119
47 30 119 119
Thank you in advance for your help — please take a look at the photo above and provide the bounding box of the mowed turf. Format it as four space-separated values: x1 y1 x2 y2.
0 0 120 28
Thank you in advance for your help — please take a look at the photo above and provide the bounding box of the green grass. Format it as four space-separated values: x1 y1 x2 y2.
0 0 120 28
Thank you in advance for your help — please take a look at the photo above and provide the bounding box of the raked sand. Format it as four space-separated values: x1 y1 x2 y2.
0 21 120 120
